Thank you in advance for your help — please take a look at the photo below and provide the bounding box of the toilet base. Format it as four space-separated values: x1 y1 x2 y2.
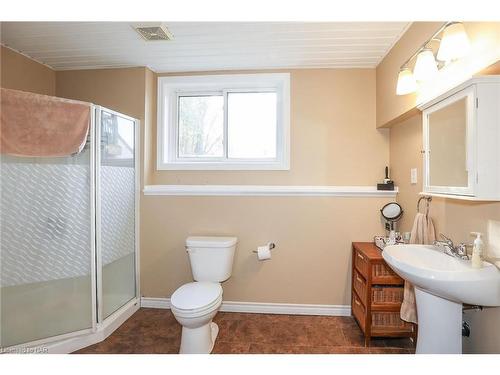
179 322 219 354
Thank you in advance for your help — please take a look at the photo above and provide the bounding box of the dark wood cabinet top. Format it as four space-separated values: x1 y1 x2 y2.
352 242 383 260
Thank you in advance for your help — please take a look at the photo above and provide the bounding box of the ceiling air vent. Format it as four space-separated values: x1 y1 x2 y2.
133 23 173 41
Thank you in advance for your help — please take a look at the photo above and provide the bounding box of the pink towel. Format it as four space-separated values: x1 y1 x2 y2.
400 213 436 324
0 88 91 157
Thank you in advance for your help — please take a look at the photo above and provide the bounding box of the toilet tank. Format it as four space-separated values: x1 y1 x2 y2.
186 236 237 282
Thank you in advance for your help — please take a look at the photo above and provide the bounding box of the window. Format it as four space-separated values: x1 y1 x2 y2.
157 73 290 170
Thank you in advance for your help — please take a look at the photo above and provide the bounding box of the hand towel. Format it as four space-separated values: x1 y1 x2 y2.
0 88 91 157
400 212 436 323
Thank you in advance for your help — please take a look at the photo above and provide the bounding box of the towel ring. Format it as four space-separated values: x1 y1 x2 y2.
417 196 432 216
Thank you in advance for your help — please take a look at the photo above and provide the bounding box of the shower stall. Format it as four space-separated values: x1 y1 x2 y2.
0 104 140 353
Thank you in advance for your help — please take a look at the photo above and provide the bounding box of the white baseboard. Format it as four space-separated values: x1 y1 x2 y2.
140 297 172 309
141 297 351 317
221 301 351 316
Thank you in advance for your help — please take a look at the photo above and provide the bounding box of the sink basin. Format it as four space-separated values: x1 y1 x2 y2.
383 244 500 306
382 244 500 354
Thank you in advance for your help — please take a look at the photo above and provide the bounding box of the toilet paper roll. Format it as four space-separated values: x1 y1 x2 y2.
257 245 271 261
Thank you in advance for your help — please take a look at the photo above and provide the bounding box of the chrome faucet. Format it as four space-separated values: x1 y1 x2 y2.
434 234 469 260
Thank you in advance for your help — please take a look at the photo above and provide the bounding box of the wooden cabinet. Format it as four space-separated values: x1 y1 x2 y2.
351 242 416 346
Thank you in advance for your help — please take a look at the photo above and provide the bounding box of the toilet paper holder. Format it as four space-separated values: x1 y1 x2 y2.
252 242 276 253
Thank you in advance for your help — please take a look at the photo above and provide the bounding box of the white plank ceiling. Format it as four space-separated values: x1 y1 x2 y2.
0 22 410 72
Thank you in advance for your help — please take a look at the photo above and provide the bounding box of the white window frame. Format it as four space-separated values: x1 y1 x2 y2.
157 73 290 170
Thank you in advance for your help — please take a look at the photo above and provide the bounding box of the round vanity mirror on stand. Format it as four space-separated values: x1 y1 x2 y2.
380 202 403 232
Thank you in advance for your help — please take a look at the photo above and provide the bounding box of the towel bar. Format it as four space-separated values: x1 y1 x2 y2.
417 196 432 216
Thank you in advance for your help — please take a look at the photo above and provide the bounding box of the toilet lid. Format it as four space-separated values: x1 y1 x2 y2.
171 282 222 311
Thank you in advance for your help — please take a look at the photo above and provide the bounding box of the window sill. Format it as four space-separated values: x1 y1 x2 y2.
156 161 290 171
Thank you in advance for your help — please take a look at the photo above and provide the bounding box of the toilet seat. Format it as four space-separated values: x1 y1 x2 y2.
171 282 222 317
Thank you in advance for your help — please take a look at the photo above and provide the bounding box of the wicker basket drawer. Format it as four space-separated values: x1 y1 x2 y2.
353 269 367 305
371 311 413 332
354 249 369 276
371 263 402 284
352 292 366 331
372 286 404 306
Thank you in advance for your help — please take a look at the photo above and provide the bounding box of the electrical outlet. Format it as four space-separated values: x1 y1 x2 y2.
411 168 418 184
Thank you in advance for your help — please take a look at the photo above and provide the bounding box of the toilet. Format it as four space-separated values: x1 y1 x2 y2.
171 236 237 354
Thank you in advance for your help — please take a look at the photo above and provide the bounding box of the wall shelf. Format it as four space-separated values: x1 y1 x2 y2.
143 185 399 197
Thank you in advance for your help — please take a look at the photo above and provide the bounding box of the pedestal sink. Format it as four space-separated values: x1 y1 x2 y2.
382 244 500 354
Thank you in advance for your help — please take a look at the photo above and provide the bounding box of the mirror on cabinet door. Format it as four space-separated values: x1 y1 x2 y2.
419 75 500 201
422 86 475 197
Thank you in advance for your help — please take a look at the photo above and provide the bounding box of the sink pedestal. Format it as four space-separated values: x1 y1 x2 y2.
415 287 462 354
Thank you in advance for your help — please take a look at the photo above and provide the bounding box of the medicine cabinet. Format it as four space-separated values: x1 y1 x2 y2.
419 76 500 201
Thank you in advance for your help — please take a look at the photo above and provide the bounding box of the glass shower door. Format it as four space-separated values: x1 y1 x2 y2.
0 147 95 348
97 108 137 320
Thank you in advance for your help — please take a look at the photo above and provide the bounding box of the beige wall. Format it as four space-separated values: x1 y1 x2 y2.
56 67 147 121
141 68 392 304
151 69 389 185
383 22 500 353
376 22 443 128
377 22 500 128
142 196 392 304
55 67 156 188
143 68 157 187
1 47 157 189
0 46 56 95
50 65 392 305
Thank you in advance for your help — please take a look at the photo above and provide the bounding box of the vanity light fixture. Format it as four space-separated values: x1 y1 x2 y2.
437 22 471 62
413 48 438 82
396 67 417 95
395 22 470 95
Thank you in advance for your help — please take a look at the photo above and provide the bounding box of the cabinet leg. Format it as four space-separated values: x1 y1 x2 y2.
365 336 370 347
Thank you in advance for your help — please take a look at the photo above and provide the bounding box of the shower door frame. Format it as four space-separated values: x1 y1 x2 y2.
2 105 140 353
94 105 141 326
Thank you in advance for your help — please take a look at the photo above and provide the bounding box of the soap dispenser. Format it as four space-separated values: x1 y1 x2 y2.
470 232 484 269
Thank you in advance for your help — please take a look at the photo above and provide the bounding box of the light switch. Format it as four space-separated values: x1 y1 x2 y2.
411 168 418 184
487 220 500 258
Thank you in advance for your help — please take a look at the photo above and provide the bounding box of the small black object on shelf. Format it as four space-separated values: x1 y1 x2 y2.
377 166 395 190
377 182 395 190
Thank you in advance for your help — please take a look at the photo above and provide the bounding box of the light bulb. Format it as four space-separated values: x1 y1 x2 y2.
413 48 438 81
396 68 417 95
437 22 470 62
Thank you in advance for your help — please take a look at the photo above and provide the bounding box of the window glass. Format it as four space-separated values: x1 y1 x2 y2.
227 92 277 159
178 95 224 158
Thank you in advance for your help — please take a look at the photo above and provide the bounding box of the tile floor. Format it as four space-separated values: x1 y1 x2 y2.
74 308 415 354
